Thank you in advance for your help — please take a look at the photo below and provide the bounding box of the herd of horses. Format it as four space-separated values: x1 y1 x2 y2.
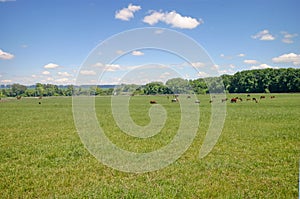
149 94 276 104
1 95 275 105
227 94 275 104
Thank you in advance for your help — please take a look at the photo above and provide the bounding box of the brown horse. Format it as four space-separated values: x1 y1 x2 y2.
230 98 237 103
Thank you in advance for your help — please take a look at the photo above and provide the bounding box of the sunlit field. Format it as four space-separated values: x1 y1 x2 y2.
0 94 299 198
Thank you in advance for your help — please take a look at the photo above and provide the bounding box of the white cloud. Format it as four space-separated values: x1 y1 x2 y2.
0 49 14 60
1 79 12 83
92 62 105 67
58 71 71 77
244 59 259 64
238 53 246 57
272 53 300 65
116 50 124 55
143 11 165 25
197 71 209 78
212 64 219 70
191 62 205 68
143 10 203 29
281 31 298 44
115 3 141 21
42 71 50 75
91 63 122 71
80 70 97 75
131 50 144 56
252 30 275 41
44 63 59 69
220 54 232 59
154 29 164 34
105 64 121 72
159 72 171 79
0 0 16 2
250 64 278 70
229 64 236 69
55 78 70 84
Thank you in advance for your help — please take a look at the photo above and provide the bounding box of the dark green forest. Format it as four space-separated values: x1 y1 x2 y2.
1 68 299 98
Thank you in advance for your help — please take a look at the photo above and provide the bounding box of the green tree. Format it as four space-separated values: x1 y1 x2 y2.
11 83 27 97
166 78 191 94
143 82 172 95
35 83 44 96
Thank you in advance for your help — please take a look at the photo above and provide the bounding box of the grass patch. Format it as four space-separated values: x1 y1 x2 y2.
0 94 299 198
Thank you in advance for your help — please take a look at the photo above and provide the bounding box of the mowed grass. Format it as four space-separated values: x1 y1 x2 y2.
0 94 299 198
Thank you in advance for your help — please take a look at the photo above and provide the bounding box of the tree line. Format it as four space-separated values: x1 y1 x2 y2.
0 68 299 98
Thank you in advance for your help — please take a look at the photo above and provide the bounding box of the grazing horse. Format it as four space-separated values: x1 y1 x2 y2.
247 94 251 97
16 96 22 100
270 96 275 99
150 100 157 104
252 98 258 103
221 98 228 103
171 99 178 103
260 96 265 99
231 98 237 103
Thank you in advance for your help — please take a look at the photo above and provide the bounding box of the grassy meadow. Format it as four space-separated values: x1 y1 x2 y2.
0 94 299 198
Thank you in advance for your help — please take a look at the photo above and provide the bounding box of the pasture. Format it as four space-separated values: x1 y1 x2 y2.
0 94 299 198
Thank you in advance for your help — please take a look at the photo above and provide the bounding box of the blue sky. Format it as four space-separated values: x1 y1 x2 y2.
0 0 299 85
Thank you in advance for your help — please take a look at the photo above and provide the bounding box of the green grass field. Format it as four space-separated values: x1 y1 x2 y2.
0 94 299 198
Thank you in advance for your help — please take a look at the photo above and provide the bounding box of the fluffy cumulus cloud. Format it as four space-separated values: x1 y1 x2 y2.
250 64 278 70
244 59 259 64
252 30 275 41
105 64 121 72
197 71 209 78
91 62 121 71
58 72 71 77
44 63 59 69
80 70 97 75
0 49 14 60
281 31 298 44
115 4 141 21
272 53 300 65
131 50 144 56
143 10 203 29
42 71 50 75
55 78 70 84
1 79 12 83
191 62 205 68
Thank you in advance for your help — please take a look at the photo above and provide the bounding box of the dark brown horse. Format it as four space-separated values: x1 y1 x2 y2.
230 98 237 103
